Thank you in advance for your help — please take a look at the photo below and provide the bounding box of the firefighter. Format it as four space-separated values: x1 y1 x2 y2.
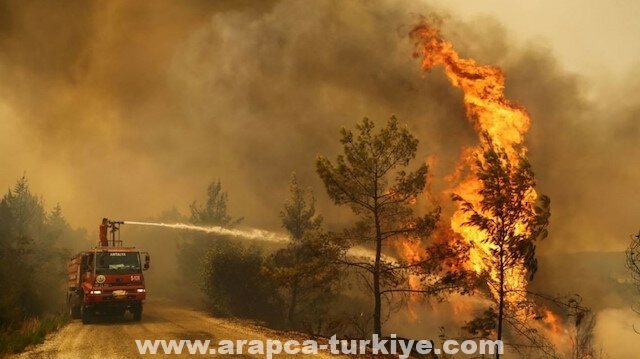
99 218 109 246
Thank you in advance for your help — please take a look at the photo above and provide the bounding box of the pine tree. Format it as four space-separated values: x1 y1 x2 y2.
316 116 438 335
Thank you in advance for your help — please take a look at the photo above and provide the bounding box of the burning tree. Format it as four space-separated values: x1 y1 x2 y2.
410 19 556 357
316 116 439 336
453 137 550 347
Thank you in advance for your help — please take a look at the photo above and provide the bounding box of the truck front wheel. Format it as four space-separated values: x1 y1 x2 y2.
67 296 81 319
81 304 93 324
132 305 142 321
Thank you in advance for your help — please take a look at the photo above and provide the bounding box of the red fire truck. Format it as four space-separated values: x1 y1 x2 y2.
67 219 150 324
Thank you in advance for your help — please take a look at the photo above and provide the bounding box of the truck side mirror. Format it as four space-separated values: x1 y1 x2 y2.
81 254 90 272
143 253 150 270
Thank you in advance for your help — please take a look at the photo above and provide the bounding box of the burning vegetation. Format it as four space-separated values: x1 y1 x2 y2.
410 18 554 350
2 2 640 359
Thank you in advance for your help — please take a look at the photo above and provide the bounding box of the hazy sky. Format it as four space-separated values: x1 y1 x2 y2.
434 0 640 77
0 0 638 253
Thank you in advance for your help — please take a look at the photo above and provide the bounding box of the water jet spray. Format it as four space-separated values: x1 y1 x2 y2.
121 220 383 261
122 220 290 243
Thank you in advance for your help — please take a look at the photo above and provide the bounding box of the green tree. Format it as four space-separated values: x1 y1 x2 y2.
3 175 46 237
201 239 281 324
190 181 242 226
280 174 322 241
46 204 67 241
0 175 87 355
316 116 438 336
46 202 85 251
263 173 343 331
0 176 44 323
453 136 550 358
0 176 80 326
177 180 242 290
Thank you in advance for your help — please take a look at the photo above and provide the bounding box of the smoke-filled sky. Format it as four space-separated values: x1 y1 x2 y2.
1 0 638 254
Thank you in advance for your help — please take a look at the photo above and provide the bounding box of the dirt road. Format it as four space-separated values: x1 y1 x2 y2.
12 299 346 359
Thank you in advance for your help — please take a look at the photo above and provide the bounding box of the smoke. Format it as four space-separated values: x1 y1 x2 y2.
0 0 472 234
2 0 639 354
1 0 637 256
595 307 640 359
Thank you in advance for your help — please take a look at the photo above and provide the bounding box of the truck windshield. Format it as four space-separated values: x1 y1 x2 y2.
95 252 141 274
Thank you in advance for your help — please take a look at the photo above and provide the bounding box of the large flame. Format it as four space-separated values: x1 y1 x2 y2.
410 23 530 154
408 19 563 347
410 19 536 304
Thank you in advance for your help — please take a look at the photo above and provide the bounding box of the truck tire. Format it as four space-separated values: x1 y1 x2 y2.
132 305 142 322
67 296 81 319
81 304 92 324
69 302 81 319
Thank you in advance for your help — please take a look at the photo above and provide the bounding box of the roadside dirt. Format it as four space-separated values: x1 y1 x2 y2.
11 298 348 358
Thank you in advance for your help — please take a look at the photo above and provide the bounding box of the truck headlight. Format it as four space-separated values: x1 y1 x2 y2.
136 288 146 293
89 290 102 295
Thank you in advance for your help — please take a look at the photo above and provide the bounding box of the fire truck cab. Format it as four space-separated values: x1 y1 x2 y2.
67 220 150 324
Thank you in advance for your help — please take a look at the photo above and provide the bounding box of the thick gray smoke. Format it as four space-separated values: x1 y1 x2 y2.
0 0 470 233
1 0 637 255
1 1 639 356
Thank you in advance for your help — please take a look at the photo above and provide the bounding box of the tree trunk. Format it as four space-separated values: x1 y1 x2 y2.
288 279 299 328
373 248 381 335
373 206 383 336
496 242 505 359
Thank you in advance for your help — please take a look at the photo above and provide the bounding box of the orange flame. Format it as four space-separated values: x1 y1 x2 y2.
542 308 563 335
411 23 530 157
406 20 572 351
410 20 538 301
392 236 426 321
394 237 425 293
537 307 573 352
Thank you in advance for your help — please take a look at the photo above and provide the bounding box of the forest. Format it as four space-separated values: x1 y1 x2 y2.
1 116 637 358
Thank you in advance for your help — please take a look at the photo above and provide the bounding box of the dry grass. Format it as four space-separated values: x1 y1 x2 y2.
0 313 68 357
